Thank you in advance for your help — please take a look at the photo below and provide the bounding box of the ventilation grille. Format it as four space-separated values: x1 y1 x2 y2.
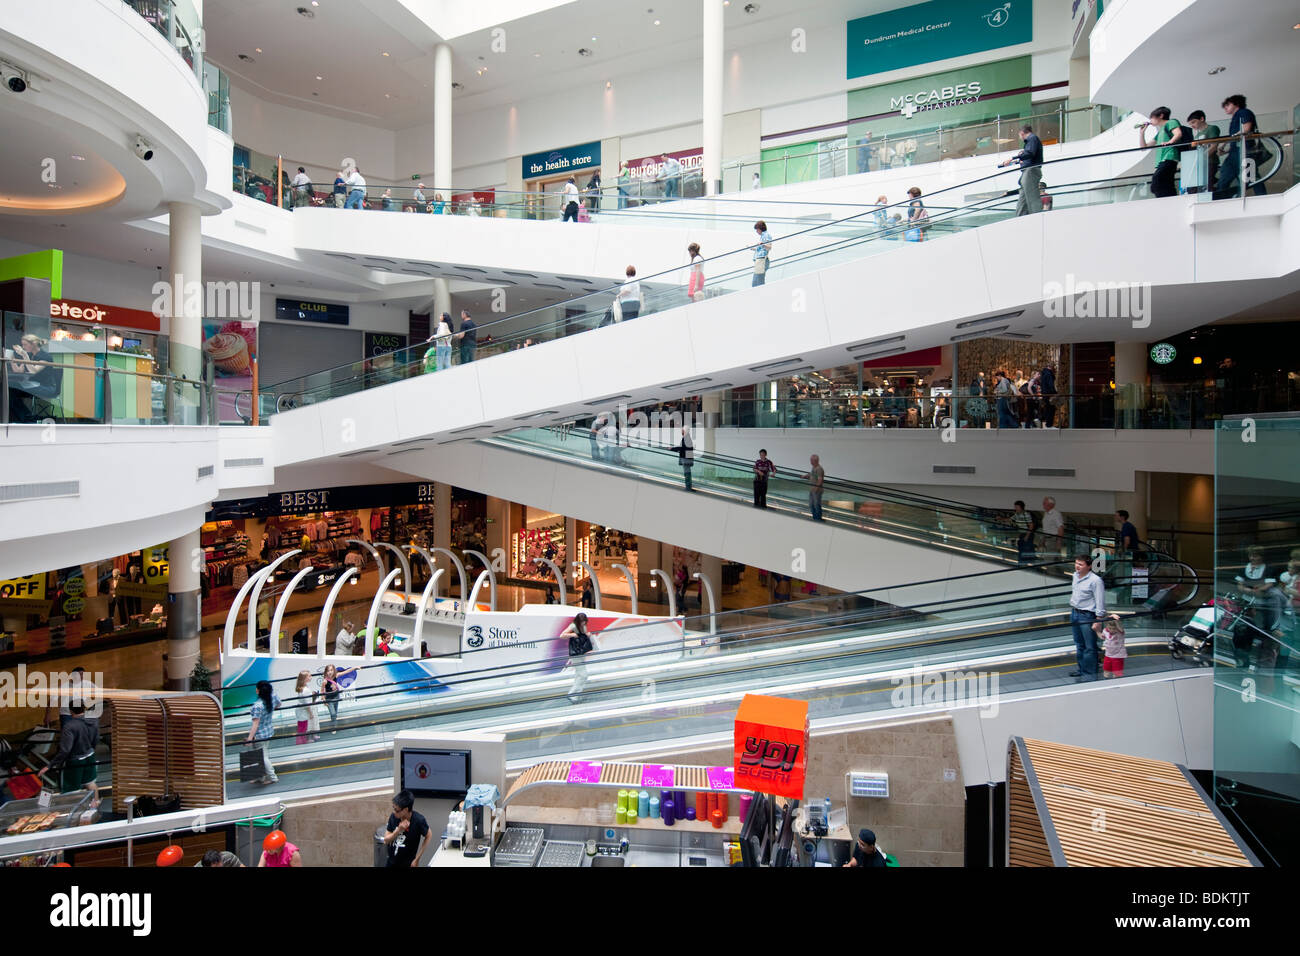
197 465 215 479
932 465 976 475
0 480 80 503
223 457 264 468
1028 467 1076 478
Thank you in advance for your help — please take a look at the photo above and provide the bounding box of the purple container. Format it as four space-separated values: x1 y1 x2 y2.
662 799 675 826
685 805 696 822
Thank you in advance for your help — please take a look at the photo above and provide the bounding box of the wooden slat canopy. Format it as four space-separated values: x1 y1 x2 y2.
1006 737 1258 867
110 693 225 815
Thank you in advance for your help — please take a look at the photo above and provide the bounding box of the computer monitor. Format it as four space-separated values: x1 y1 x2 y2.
400 748 471 798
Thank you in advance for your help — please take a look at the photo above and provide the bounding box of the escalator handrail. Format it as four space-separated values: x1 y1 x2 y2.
260 132 1292 398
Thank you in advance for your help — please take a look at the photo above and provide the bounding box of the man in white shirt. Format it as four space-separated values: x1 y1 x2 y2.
1068 555 1106 682
1041 496 1064 556
344 167 367 209
290 166 312 208
413 182 426 211
661 155 682 199
561 177 580 222
335 621 358 655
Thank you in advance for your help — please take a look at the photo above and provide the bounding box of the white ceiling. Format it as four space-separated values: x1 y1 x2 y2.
203 0 902 130
1093 0 1300 117
0 112 125 213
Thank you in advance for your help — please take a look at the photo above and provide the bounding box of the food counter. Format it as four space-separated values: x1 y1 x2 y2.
1 790 98 836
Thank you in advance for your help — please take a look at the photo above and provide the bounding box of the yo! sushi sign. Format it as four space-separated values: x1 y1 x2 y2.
734 693 809 800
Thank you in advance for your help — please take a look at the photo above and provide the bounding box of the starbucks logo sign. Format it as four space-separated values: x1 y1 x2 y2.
1150 343 1177 365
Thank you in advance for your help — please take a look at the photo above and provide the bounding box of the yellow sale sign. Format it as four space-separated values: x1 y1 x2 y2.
0 575 45 600
143 545 170 584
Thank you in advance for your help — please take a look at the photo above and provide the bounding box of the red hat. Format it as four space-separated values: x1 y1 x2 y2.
263 830 287 853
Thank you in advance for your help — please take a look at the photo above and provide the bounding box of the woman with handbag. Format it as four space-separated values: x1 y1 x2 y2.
293 670 321 744
434 312 453 371
244 681 280 785
560 612 597 700
905 187 929 242
752 221 772 286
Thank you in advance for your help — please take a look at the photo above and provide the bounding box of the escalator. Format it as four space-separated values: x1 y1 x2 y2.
215 560 1202 796
259 132 1294 473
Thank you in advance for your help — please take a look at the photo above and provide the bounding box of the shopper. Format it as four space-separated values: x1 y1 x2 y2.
994 370 1017 429
561 176 581 222
412 181 426 210
580 576 596 609
843 828 888 868
752 221 773 286
1139 107 1184 199
1184 111 1221 194
1115 509 1139 555
661 154 682 199
197 849 244 867
320 663 356 730
39 703 99 805
432 193 446 214
344 165 366 209
383 790 432 867
456 310 478 364
588 413 606 462
803 454 825 521
244 680 280 785
334 620 358 655
905 186 929 240
293 670 320 745
380 187 396 211
617 162 631 209
856 132 873 174
1011 500 1035 564
434 312 453 370
599 417 622 466
670 426 694 491
585 170 602 211
421 334 439 374
332 170 347 208
872 195 889 232
1041 496 1065 556
1093 615 1127 679
617 266 643 321
997 125 1044 215
1068 555 1106 682
752 171 761 191
257 830 302 867
1214 94 1267 199
686 243 705 302
1038 182 1052 211
561 612 597 700
290 166 312 208
1039 365 1058 427
753 449 777 508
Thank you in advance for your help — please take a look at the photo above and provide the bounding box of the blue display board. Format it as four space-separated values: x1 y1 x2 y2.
522 141 601 180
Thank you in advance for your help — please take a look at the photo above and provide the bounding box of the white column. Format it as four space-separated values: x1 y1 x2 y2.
702 0 724 196
166 201 204 689
434 43 454 197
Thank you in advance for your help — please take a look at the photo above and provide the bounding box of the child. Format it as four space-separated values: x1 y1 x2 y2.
1093 615 1126 678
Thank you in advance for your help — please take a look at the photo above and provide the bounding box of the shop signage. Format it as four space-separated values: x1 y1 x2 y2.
212 481 453 520
0 574 45 601
734 693 809 800
846 56 1032 140
49 298 161 332
847 0 1032 79
522 141 601 180
364 332 408 359
1150 343 1177 365
567 760 603 784
274 297 350 326
706 766 735 790
640 764 675 788
143 545 170 584
113 580 166 601
624 148 703 182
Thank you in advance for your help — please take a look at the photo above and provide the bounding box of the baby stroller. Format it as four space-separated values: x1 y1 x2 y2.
1170 592 1251 666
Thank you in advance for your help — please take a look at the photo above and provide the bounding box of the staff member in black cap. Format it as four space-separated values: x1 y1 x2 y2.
844 828 888 868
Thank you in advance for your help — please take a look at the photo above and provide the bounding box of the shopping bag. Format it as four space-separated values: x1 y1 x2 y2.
904 228 921 242
239 747 265 782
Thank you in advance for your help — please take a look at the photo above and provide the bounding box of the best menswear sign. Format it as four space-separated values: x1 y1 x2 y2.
847 0 1032 79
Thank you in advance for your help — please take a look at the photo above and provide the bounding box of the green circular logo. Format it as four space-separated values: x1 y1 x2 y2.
1150 343 1177 365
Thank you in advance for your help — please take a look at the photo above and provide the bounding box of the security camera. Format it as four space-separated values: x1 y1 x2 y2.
7 76 26 93
1 59 31 92
133 136 154 161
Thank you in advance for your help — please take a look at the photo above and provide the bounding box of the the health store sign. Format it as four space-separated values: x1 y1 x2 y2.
847 0 1032 79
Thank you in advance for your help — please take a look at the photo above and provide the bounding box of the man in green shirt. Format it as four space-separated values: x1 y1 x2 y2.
1185 110 1220 194
1141 106 1184 198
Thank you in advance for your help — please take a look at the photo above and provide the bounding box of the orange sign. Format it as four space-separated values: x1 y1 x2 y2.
50 298 161 332
733 693 809 800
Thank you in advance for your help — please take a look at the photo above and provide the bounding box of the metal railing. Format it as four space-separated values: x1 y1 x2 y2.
2 355 215 426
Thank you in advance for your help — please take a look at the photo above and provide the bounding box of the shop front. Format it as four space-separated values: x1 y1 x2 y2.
521 141 601 219
620 148 704 206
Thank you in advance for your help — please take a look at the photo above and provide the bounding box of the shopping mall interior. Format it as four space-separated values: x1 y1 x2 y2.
0 0 1297 884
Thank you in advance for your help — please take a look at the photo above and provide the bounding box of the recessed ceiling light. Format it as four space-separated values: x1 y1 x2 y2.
384 93 391 98
71 154 85 161
591 36 598 41
1208 65 1226 74
316 75 322 80
654 19 661 25
254 47 262 53
605 80 612 89
477 67 486 75
578 48 592 56
312 0 320 5
381 51 390 56
533 52 541 57
296 6 314 17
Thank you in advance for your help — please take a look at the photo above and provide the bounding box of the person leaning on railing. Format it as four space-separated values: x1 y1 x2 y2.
6 333 61 423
